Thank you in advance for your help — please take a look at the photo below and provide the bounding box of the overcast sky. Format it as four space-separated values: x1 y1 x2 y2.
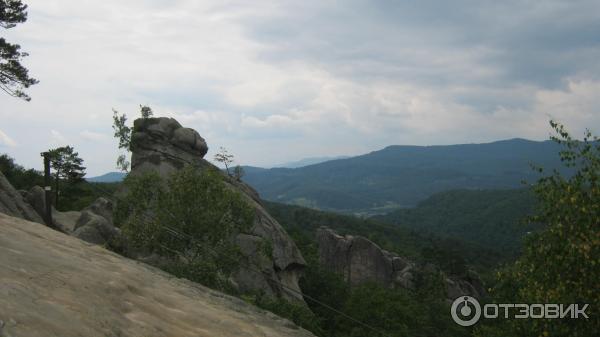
1 0 600 176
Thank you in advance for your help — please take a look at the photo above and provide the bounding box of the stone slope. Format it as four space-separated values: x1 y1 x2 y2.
0 213 315 337
128 117 306 302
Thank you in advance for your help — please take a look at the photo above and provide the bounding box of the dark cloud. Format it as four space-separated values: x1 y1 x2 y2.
241 0 600 107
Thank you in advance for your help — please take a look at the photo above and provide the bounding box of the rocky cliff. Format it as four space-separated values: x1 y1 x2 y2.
128 117 306 302
316 227 486 300
0 213 316 337
0 171 44 224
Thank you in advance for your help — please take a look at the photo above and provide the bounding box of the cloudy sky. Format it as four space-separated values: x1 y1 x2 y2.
1 0 600 176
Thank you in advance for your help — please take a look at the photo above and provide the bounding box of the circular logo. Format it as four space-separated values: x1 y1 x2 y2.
451 296 481 326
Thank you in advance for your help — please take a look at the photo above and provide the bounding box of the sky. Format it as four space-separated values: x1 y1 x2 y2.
1 0 600 176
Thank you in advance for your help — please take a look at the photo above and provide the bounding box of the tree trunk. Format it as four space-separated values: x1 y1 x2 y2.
54 170 60 210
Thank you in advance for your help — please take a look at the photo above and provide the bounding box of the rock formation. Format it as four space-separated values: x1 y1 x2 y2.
316 227 486 300
13 182 121 247
0 213 316 337
51 197 120 246
128 117 306 303
0 171 44 224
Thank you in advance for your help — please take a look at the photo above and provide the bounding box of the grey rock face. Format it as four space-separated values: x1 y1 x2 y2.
73 210 120 245
52 209 82 233
0 171 44 224
130 117 209 176
49 197 120 246
316 227 485 300
316 227 405 288
25 185 46 219
128 117 306 303
82 197 114 224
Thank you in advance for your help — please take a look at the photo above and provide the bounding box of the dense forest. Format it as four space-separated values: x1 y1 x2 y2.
374 188 540 256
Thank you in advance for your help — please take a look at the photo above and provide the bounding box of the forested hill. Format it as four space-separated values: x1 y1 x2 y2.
374 188 540 256
242 138 566 214
264 201 503 274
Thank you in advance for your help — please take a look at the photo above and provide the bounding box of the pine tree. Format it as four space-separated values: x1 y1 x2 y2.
0 0 38 100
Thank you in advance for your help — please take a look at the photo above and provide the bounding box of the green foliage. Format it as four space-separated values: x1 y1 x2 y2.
115 166 254 290
479 122 600 336
60 181 120 211
47 146 86 210
233 165 244 181
0 153 43 189
286 223 470 337
266 200 500 273
139 104 153 118
112 109 131 172
300 271 468 337
111 105 154 172
377 188 539 258
214 146 234 176
243 293 325 336
0 0 38 100
112 109 131 150
0 153 119 211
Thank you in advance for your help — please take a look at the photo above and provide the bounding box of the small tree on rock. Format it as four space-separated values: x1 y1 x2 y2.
111 105 153 172
214 146 234 176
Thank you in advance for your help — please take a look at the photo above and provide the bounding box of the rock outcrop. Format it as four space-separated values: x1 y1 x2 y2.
0 213 316 337
130 117 210 175
128 117 306 303
11 180 121 247
316 227 486 300
49 197 121 246
0 171 44 224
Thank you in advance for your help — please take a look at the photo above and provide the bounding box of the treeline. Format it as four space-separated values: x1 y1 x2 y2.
0 153 119 211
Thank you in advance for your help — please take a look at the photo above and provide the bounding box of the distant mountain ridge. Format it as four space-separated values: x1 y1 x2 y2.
241 138 568 213
273 156 350 168
86 172 126 183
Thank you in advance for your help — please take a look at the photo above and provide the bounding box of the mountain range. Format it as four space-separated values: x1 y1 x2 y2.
241 138 568 214
272 156 350 168
86 171 126 183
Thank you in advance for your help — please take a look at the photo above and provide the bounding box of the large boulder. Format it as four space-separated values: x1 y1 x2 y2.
72 210 120 245
130 117 209 176
316 227 403 288
49 197 120 247
82 197 114 224
316 227 485 300
128 117 306 303
0 171 44 224
52 208 81 233
24 185 47 219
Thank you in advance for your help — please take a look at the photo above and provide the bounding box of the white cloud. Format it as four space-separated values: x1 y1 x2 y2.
50 130 67 145
0 130 17 147
0 0 599 174
80 130 109 142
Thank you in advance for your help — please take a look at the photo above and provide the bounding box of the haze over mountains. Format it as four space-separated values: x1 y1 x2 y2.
272 156 350 169
242 138 568 214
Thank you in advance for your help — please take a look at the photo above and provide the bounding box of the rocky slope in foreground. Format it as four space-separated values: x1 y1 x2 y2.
0 213 315 337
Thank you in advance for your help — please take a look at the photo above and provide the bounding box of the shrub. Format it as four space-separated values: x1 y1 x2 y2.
115 166 254 290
